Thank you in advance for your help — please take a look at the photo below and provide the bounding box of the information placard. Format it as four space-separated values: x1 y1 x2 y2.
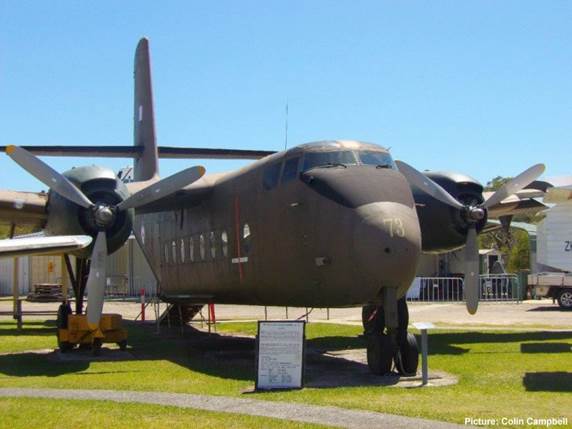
255 321 305 390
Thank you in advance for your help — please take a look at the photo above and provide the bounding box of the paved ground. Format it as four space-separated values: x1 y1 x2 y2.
1 298 570 329
0 387 470 429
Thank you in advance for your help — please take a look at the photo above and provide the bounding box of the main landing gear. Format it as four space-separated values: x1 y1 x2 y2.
362 296 419 376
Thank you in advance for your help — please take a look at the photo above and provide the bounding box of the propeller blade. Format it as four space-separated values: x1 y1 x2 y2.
6 145 94 209
484 164 545 209
464 225 480 315
86 231 107 328
117 165 206 211
395 160 465 210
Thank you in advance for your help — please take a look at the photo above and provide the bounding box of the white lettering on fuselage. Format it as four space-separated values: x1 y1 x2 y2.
383 218 405 238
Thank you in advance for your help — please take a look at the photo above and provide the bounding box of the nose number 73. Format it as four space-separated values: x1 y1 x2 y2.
383 218 406 238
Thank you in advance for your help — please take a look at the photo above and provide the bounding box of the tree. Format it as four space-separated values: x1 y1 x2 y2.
485 176 512 192
479 175 536 272
507 229 530 272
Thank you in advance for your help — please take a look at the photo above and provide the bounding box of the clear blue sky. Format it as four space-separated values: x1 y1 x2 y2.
1 1 570 191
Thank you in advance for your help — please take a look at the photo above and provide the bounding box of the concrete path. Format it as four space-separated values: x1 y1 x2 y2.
2 300 571 329
0 387 469 429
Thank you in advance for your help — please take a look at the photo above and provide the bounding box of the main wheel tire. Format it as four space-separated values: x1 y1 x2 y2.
92 338 103 356
557 289 572 310
366 334 394 375
397 298 409 344
58 341 73 353
362 305 385 336
395 333 419 376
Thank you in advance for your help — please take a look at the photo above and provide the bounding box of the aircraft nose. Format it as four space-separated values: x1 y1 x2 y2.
353 201 422 297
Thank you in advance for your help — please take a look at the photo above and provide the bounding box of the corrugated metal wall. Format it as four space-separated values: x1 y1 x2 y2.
0 238 157 297
0 256 30 295
30 255 64 286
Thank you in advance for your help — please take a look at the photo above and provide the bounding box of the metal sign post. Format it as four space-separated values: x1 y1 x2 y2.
412 322 435 386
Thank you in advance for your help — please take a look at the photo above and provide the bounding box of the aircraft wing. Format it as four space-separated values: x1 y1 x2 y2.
0 189 48 229
125 172 224 214
0 235 92 258
486 197 547 219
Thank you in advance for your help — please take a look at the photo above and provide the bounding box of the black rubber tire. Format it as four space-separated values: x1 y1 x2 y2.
557 289 572 310
362 305 384 336
395 333 419 376
58 341 73 353
366 334 394 375
56 302 72 329
397 298 409 344
92 338 102 356
117 340 127 351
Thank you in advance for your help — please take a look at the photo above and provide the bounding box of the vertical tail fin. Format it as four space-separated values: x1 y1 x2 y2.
133 38 159 181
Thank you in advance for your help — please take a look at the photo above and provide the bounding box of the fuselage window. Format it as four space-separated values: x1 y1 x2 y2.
262 162 282 190
358 151 396 169
180 238 185 263
221 231 228 257
302 151 357 172
281 157 300 183
210 231 216 259
242 223 251 254
190 237 195 262
172 240 177 264
199 234 206 260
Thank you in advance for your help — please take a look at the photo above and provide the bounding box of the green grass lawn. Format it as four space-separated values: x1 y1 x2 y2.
0 318 570 428
0 397 326 429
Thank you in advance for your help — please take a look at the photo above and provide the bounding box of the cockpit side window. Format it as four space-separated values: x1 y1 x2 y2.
359 151 396 169
281 157 300 183
262 162 282 190
302 151 357 172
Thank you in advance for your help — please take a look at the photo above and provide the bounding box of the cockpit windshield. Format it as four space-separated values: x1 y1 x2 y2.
302 151 357 171
358 151 396 169
301 149 396 172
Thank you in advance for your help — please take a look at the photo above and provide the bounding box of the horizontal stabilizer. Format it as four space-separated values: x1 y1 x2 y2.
0 145 274 160
0 235 92 258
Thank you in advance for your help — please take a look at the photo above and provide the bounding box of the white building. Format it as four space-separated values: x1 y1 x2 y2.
536 201 572 273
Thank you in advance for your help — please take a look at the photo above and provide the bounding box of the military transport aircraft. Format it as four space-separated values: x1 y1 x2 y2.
0 38 545 376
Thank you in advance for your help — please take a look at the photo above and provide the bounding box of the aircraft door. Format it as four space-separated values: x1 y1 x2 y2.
276 156 313 283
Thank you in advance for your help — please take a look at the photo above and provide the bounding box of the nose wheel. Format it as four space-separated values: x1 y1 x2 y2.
362 297 419 376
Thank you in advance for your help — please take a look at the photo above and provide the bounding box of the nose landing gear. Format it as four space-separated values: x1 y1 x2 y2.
362 297 419 376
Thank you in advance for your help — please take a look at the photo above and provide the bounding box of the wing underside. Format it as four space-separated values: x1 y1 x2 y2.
0 235 92 258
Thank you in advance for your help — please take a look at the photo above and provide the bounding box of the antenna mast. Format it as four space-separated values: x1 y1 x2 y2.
284 101 289 150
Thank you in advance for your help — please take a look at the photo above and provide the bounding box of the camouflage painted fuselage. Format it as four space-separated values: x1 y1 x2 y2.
136 141 422 307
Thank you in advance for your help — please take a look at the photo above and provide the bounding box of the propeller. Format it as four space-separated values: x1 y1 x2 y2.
7 145 94 208
396 160 545 314
6 145 206 328
86 231 107 326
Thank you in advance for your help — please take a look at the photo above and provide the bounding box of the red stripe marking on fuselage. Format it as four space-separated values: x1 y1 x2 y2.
234 196 244 282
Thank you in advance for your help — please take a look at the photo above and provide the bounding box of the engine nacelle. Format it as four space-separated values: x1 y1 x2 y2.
412 171 486 254
44 165 133 257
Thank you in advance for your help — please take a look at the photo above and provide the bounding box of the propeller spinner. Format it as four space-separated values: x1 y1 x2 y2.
396 160 545 314
7 145 205 328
